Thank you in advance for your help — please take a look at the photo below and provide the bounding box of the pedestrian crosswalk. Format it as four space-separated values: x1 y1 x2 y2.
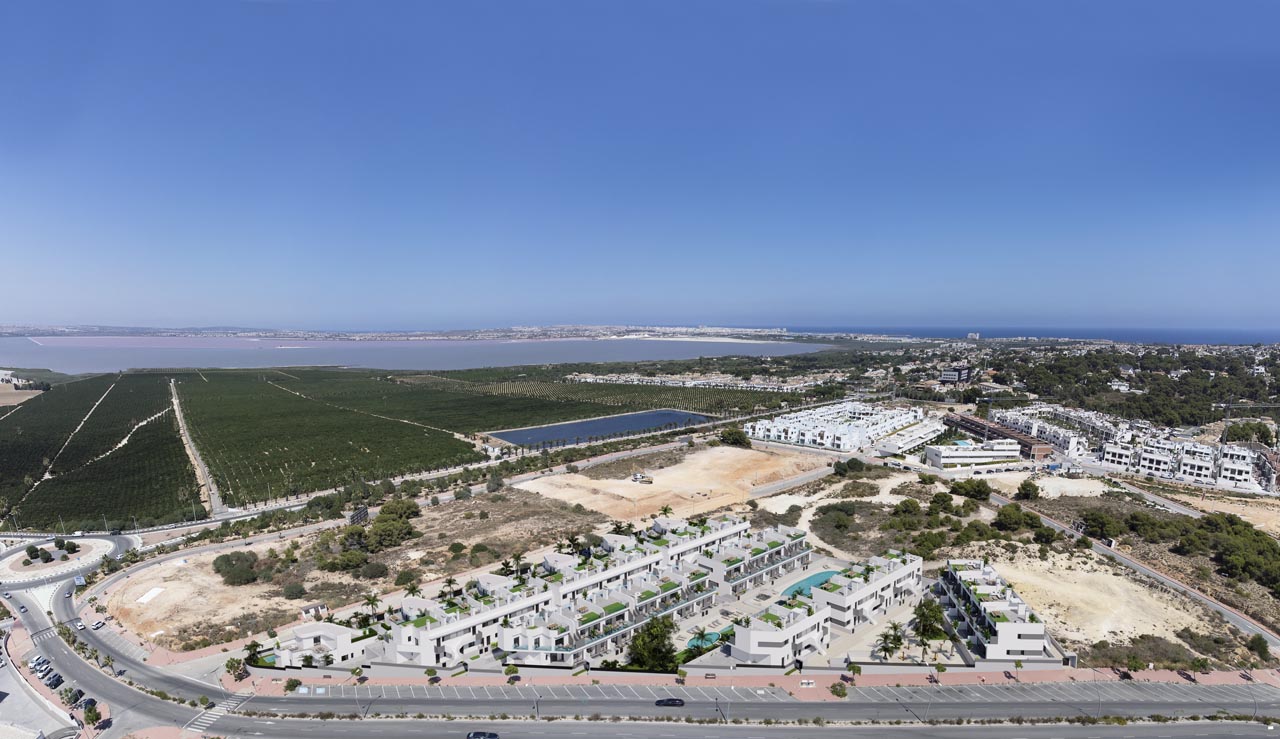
31 629 58 644
183 689 254 732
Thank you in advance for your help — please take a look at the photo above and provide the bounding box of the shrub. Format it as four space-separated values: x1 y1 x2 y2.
359 561 389 580
282 582 307 600
285 678 302 692
829 682 848 698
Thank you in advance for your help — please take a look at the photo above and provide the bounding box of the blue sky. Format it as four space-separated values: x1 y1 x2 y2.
1 1 1277 331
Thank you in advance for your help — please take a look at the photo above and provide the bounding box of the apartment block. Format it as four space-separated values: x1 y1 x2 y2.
729 551 922 666
387 514 811 669
744 402 924 452
876 418 947 456
924 438 1021 469
937 560 1051 661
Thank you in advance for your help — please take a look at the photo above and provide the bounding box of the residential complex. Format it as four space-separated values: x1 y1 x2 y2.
385 514 812 669
876 418 947 457
989 407 1088 458
744 402 924 452
730 551 923 666
937 559 1064 664
924 438 1022 469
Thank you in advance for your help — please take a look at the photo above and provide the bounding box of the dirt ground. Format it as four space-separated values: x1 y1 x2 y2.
1159 490 1280 538
951 541 1213 648
388 488 606 578
984 472 1111 498
516 445 826 520
0 383 42 407
106 538 321 650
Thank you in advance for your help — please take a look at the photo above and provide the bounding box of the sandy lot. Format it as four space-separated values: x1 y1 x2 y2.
518 445 826 519
985 472 1111 498
0 383 42 407
955 542 1212 647
107 537 326 650
1162 491 1280 538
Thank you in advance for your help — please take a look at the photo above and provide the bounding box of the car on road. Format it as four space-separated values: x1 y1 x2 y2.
655 698 685 707
91 620 106 630
75 621 86 630
465 732 499 739
64 590 72 598
18 605 27 613
2 592 9 599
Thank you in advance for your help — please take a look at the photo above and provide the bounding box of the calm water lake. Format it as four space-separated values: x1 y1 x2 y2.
489 409 712 447
0 336 824 374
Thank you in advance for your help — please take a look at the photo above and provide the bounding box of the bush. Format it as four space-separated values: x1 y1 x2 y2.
359 561 389 580
282 582 307 600
212 551 260 585
949 478 992 501
718 428 752 448
829 682 848 698
285 678 302 692
1015 479 1040 501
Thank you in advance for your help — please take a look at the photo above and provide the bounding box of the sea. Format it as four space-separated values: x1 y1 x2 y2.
0 336 824 375
787 326 1280 345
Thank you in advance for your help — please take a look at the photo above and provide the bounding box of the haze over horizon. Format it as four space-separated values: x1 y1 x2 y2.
2 1 1277 331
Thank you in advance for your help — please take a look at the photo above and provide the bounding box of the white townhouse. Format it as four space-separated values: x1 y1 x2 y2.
937 560 1050 662
387 515 812 669
744 402 924 452
876 418 947 457
274 621 368 668
990 408 1087 458
729 551 922 666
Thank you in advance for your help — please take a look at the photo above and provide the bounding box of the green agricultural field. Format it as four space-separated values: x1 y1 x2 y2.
20 413 202 530
273 371 621 433
178 372 485 504
400 375 788 416
51 373 175 474
0 374 115 512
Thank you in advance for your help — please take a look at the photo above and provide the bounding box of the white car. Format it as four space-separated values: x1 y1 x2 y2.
91 620 106 630
75 622 86 631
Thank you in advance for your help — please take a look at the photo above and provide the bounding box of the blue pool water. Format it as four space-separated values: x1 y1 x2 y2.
783 570 839 599
489 409 713 447
687 630 721 649
954 440 973 446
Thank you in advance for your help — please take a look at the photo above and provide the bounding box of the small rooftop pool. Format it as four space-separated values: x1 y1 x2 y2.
782 570 839 599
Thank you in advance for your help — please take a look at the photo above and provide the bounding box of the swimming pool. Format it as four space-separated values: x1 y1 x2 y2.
687 630 721 649
783 570 839 599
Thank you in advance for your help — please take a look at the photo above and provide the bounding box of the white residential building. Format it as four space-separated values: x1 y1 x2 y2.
744 402 923 452
876 418 946 456
729 551 922 666
923 439 1021 469
938 560 1051 662
387 515 812 669
274 622 368 668
990 407 1088 458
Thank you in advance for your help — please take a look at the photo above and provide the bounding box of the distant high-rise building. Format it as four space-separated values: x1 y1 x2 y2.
966 332 981 340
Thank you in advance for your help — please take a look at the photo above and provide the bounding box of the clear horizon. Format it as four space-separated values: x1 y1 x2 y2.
2 1 1277 331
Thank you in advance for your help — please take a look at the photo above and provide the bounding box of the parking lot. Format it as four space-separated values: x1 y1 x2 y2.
88 626 150 663
295 682 794 703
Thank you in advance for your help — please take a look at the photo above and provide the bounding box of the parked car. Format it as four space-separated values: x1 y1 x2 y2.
655 698 686 707
465 732 499 739
69 689 84 704
91 620 106 630
75 621 86 630
2 591 10 599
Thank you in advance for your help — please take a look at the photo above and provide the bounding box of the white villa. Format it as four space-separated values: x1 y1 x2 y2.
744 402 924 452
386 514 812 669
729 551 923 666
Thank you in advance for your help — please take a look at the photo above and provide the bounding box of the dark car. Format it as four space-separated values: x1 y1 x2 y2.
655 698 685 707
465 733 499 739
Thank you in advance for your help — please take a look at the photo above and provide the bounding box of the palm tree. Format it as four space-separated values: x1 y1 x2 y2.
874 631 895 663
438 576 458 599
244 639 263 663
659 505 674 517
887 621 906 659
102 654 114 675
691 625 709 653
499 556 515 573
610 521 628 535
563 535 581 555
405 581 422 598
363 593 382 616
511 552 528 583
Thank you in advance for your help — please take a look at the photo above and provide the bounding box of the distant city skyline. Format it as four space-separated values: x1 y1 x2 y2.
2 1 1278 331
